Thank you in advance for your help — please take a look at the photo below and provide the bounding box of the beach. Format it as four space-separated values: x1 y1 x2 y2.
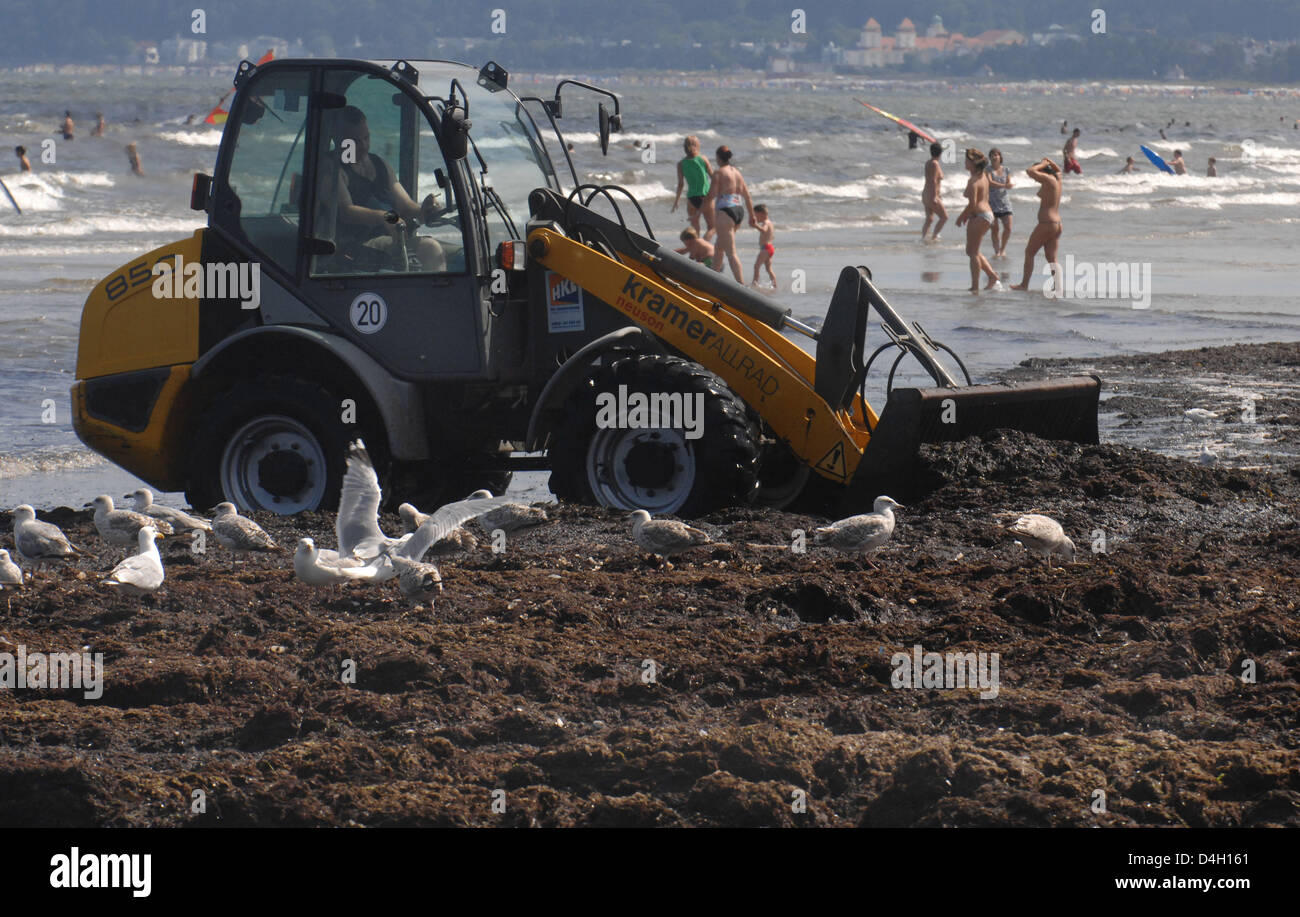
2 342 1296 827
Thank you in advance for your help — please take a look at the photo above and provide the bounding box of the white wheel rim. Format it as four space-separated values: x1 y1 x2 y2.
586 426 695 514
219 415 327 514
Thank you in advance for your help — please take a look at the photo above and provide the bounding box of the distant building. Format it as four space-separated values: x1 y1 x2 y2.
160 36 207 65
838 16 1023 69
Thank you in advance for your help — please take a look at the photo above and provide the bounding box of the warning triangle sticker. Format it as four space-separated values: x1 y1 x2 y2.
814 442 847 480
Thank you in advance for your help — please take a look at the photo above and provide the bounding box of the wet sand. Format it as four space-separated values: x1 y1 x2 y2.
1 342 1297 827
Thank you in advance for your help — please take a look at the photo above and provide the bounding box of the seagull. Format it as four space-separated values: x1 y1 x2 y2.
125 488 212 534
1197 443 1218 466
382 546 443 604
813 496 903 561
628 510 712 563
398 502 477 554
211 503 280 557
1184 408 1219 424
90 494 173 545
293 537 388 587
1004 513 1076 567
336 439 517 562
11 505 80 578
102 526 165 595
477 502 549 534
0 550 23 589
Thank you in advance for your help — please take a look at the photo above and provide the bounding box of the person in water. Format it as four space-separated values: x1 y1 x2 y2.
1206 156 1217 177
986 147 1013 258
1062 128 1082 175
92 112 105 137
125 142 143 176
330 106 445 272
750 204 777 290
1170 149 1188 175
954 148 1002 293
61 111 74 140
1010 157 1063 295
676 226 714 268
907 130 920 150
705 145 755 284
921 142 946 243
1117 156 1137 174
14 146 31 172
671 135 714 241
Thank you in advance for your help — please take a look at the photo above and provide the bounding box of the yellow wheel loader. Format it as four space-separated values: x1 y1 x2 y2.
73 57 1099 516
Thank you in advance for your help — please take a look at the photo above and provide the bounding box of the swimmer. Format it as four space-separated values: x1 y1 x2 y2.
1062 128 1082 175
61 110 74 140
1117 156 1136 174
671 135 715 241
1170 149 1187 175
125 142 143 176
705 145 755 283
1206 156 1217 177
954 148 1001 293
921 142 946 243
676 226 714 269
1010 157 1063 295
14 146 31 172
750 204 777 290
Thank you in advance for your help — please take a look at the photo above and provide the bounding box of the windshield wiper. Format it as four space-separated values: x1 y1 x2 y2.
464 131 519 240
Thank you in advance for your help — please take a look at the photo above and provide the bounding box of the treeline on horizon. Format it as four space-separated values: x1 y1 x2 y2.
8 0 1300 82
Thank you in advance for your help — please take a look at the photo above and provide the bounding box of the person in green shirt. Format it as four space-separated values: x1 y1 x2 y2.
672 134 715 240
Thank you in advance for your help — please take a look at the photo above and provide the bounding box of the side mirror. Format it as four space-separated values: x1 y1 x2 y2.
598 103 611 155
441 105 472 162
190 173 212 211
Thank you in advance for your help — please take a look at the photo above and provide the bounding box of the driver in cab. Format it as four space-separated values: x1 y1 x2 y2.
331 105 446 272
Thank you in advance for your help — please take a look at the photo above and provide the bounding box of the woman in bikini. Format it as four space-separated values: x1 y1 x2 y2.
1010 157 1064 294
706 145 755 284
954 148 1001 293
671 135 715 240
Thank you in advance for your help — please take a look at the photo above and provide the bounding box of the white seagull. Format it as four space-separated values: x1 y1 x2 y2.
1004 513 1076 567
397 502 477 554
293 537 388 587
628 510 712 562
0 550 23 588
211 503 280 556
813 496 903 560
382 546 444 604
91 494 173 545
102 526 166 595
125 488 212 534
335 440 517 562
12 505 80 578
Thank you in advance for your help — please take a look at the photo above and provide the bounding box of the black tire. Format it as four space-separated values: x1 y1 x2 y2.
548 354 759 517
185 376 379 514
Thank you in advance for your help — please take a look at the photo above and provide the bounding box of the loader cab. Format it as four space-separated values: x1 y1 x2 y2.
208 59 562 380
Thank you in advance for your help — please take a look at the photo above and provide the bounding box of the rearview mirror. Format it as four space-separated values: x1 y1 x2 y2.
598 102 611 155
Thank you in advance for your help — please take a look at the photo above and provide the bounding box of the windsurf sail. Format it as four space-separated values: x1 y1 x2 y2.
1140 145 1175 174
203 50 274 125
0 177 20 215
855 99 937 144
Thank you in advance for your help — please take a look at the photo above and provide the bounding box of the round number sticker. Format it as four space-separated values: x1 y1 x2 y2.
349 292 388 334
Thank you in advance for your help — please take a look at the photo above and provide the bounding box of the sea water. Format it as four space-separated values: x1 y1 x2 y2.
2 68 1298 507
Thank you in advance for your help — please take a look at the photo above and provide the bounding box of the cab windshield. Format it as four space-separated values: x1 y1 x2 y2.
406 62 560 239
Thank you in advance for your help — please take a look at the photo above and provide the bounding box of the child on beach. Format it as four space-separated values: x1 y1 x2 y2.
921 142 946 243
750 204 777 290
676 226 714 268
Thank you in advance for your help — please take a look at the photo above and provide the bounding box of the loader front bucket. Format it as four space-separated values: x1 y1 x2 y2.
840 374 1102 508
